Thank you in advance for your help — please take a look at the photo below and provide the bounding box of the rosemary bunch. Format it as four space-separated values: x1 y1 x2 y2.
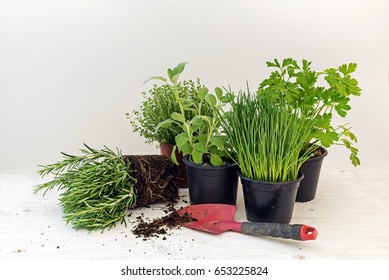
34 144 136 231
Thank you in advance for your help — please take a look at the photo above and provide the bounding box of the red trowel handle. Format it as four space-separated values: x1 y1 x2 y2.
241 223 318 241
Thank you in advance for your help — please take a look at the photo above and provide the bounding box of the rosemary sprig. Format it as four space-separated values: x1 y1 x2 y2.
34 144 137 231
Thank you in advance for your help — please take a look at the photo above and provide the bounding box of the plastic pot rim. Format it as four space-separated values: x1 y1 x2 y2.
304 146 328 164
183 154 238 171
237 171 304 186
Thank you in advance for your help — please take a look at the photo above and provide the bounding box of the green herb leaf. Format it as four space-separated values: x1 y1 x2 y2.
167 69 174 82
315 113 332 129
198 87 208 99
282 58 295 68
266 59 280 68
339 63 357 75
350 153 360 166
197 134 207 144
215 87 223 100
173 62 189 75
200 115 212 126
342 139 352 148
171 112 185 123
189 116 203 126
205 94 217 106
192 149 203 164
209 145 219 155
156 119 174 130
171 145 179 165
318 133 333 147
344 130 357 142
143 76 167 84
194 142 208 153
171 74 180 83
179 141 193 154
175 133 189 148
335 104 349 117
182 99 194 109
328 131 339 141
210 136 225 150
210 154 223 166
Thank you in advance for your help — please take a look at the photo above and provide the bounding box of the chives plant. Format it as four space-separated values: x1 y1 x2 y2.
220 89 317 182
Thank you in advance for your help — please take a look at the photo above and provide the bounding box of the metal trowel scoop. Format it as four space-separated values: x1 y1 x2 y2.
178 204 317 241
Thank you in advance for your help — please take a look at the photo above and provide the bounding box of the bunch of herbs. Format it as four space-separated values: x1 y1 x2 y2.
128 79 212 145
258 58 361 166
34 144 137 231
220 89 317 182
149 62 234 166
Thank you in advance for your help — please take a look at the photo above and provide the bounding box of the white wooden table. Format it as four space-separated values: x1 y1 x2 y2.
1 166 389 260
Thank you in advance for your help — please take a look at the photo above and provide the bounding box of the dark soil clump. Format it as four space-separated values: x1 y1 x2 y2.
132 206 196 239
124 155 179 207
301 144 325 158
313 147 326 157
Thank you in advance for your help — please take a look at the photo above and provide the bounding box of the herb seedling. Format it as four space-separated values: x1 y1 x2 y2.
128 79 212 145
147 62 234 166
220 88 318 182
258 58 361 166
34 144 178 231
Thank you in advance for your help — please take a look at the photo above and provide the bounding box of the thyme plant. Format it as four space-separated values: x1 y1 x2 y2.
128 79 212 145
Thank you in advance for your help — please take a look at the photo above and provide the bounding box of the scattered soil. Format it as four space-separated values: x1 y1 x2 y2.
132 205 197 239
124 155 179 208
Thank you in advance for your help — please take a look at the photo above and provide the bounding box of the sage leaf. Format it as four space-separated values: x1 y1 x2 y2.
192 149 203 164
171 112 185 123
205 94 217 106
143 76 167 84
198 87 208 99
210 154 223 166
156 119 174 131
171 145 179 165
194 142 208 153
210 136 225 150
215 87 223 100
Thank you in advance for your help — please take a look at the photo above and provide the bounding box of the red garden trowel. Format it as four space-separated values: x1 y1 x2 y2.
178 204 317 241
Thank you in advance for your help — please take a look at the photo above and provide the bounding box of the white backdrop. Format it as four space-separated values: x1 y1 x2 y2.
1 0 388 174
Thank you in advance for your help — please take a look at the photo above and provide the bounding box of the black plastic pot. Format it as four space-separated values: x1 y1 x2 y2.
239 172 304 223
296 147 328 202
183 155 239 205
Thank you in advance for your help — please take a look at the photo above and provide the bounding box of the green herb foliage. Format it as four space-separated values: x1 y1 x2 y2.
258 58 361 166
34 144 136 231
220 89 317 182
128 79 211 145
150 62 234 166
